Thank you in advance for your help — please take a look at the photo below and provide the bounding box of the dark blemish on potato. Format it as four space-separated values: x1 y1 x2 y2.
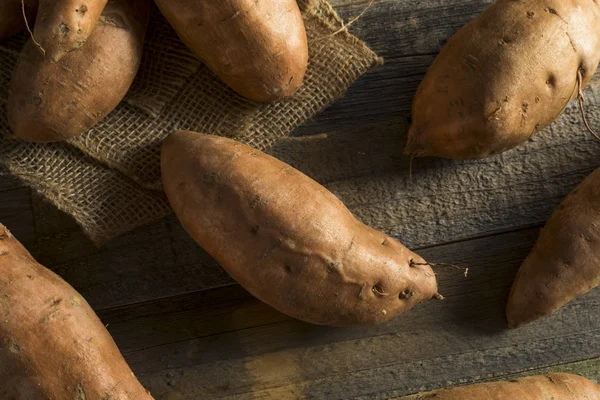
381 238 387 245
75 5 88 15
487 107 502 121
372 284 388 297
5 339 20 353
33 95 42 106
504 96 510 102
76 383 87 400
41 309 61 324
347 237 355 251
0 251 8 256
400 288 415 299
202 171 220 184
546 74 556 87
527 11 534 18
249 196 262 209
327 262 339 272
58 22 70 37
284 264 292 273
250 225 260 235
535 96 540 103
522 103 529 113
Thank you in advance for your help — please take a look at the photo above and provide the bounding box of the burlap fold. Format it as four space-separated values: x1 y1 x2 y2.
0 0 381 245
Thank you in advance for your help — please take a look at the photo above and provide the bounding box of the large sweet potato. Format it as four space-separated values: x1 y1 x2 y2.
8 0 149 142
0 0 38 41
0 223 153 399
408 373 600 399
154 0 308 102
405 0 600 159
507 168 600 328
161 131 439 327
34 0 108 62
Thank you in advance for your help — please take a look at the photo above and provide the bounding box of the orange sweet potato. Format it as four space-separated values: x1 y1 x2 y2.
0 223 153 399
405 0 600 159
34 0 108 62
8 0 149 142
161 131 439 327
409 373 600 399
154 0 308 102
507 168 600 328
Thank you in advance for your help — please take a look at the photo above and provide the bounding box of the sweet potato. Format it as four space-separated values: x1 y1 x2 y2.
8 0 148 142
161 131 439 327
33 0 108 62
154 0 308 102
507 168 600 328
0 223 153 399
0 0 38 41
409 373 600 399
405 0 600 159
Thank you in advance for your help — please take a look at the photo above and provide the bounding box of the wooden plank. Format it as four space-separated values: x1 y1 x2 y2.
88 227 600 399
0 168 25 192
0 186 35 245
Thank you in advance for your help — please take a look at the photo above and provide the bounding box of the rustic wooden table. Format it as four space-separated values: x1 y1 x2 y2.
2 0 600 398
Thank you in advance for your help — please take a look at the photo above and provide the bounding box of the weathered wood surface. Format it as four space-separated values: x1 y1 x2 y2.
1 0 600 398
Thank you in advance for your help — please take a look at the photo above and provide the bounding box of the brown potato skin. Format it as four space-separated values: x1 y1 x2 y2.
8 0 149 143
161 131 438 327
411 373 600 399
0 224 153 399
154 0 308 102
34 0 108 62
507 168 600 328
0 0 38 41
405 0 600 159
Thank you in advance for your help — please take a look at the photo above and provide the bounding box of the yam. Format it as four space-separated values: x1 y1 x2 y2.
154 0 308 102
7 0 149 142
408 373 600 399
405 0 600 159
34 0 108 62
0 223 153 399
161 131 439 327
507 168 600 328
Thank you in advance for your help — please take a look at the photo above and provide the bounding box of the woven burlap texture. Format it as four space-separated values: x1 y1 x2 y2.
0 0 381 245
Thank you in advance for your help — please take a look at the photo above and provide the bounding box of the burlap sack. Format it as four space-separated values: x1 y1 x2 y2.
0 0 381 245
